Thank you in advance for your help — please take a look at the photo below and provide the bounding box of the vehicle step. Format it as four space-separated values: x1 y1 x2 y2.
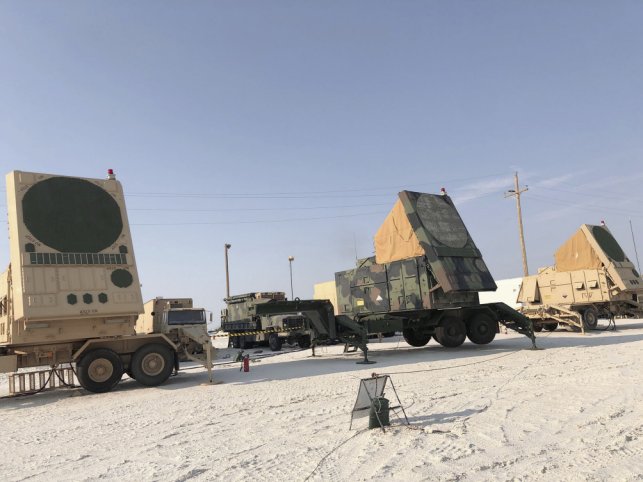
8 367 77 395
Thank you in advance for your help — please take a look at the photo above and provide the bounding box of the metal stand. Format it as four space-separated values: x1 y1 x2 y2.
356 348 376 364
349 374 409 432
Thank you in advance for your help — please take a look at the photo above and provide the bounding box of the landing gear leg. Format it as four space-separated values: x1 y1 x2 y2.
356 345 376 365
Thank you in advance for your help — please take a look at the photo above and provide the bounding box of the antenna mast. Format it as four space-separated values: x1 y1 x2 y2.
630 220 641 274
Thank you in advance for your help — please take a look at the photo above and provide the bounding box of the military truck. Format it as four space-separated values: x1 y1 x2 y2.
254 191 535 359
517 223 643 331
221 292 312 351
136 297 209 360
0 170 213 395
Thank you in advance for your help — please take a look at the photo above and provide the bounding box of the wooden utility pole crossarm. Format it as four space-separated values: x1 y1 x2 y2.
505 172 529 277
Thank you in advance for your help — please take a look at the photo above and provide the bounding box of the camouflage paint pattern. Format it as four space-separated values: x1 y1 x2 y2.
399 191 497 293
335 255 480 317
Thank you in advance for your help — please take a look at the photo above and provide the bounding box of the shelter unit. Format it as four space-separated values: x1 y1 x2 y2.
517 224 643 332
313 281 339 315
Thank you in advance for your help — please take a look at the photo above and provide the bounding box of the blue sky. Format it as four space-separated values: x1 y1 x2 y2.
1 1 643 322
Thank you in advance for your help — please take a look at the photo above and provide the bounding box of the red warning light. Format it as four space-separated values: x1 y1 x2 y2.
107 169 114 175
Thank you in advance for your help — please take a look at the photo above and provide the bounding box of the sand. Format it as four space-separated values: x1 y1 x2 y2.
2 321 642 481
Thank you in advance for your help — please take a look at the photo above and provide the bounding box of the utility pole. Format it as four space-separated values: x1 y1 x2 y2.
505 172 529 276
224 243 231 298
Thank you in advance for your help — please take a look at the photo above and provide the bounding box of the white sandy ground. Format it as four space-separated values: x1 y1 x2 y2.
1 321 643 482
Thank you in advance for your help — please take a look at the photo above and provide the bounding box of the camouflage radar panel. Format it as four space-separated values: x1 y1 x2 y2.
375 191 496 293
5 171 143 322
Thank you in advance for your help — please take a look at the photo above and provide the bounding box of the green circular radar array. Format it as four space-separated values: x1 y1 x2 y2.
22 177 123 253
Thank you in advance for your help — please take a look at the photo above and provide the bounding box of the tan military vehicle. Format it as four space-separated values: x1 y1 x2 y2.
136 297 209 360
0 170 213 394
517 224 643 331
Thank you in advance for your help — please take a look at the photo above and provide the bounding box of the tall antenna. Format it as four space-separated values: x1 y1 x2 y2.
353 233 358 261
630 220 641 274
505 172 529 276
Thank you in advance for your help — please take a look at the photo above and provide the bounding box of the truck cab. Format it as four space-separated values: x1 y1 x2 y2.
137 298 209 358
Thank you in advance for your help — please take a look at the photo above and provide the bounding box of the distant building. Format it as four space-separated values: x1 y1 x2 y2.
479 277 523 309
313 280 339 315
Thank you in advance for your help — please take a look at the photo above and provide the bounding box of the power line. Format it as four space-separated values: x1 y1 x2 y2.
130 210 387 226
128 202 392 213
124 172 509 199
534 185 643 204
527 193 643 218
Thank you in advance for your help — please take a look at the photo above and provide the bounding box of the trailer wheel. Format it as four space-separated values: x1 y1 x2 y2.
435 317 467 348
402 328 431 347
466 314 497 345
533 325 543 332
131 343 174 387
76 348 124 393
582 307 599 330
269 333 282 351
544 323 558 332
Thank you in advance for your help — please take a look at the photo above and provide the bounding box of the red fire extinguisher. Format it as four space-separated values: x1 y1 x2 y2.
243 354 250 373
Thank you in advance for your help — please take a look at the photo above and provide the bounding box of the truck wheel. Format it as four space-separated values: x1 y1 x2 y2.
435 317 466 348
402 328 431 347
76 348 124 393
466 314 497 345
269 333 282 351
131 343 174 387
582 307 599 330
544 322 558 332
298 335 311 349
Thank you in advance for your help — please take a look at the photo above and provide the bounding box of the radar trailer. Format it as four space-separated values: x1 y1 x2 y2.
254 191 536 361
0 170 214 395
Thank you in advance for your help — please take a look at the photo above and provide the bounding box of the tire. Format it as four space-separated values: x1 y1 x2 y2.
231 336 240 349
466 314 498 345
435 317 467 348
131 343 175 387
298 335 311 349
544 323 558 332
533 324 543 332
382 332 396 338
582 307 599 330
402 328 431 347
76 348 124 393
269 333 282 352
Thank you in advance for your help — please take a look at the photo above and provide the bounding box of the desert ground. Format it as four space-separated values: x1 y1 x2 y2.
2 321 643 481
